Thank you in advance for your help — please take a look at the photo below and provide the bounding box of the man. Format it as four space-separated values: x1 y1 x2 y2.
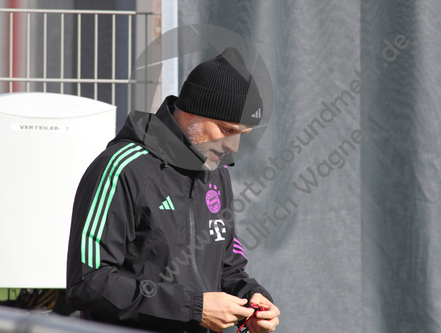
66 47 280 333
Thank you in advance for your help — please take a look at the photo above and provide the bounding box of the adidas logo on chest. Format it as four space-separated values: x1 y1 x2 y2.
159 196 175 210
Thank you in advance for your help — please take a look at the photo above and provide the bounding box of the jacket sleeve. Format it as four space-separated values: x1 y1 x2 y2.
221 230 273 304
220 169 273 304
66 151 203 327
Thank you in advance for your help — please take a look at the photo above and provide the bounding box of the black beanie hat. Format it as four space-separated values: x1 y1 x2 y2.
175 47 263 126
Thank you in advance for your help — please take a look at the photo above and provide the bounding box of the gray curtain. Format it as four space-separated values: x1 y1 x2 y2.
178 0 441 332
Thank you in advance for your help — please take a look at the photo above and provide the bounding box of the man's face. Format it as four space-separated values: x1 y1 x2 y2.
184 116 252 170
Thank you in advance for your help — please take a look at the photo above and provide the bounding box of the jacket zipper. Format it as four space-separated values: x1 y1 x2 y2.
189 175 209 292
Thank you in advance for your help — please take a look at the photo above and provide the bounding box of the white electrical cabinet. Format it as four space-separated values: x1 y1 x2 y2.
0 93 116 288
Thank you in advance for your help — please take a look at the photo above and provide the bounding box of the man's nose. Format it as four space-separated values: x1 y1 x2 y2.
222 133 241 154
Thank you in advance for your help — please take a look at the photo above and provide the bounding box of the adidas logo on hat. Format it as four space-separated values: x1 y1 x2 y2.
251 108 262 119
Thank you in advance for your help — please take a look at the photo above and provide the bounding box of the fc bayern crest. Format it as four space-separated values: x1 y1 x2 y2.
206 183 221 213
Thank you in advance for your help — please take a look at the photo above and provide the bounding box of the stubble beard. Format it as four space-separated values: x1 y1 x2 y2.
184 119 224 171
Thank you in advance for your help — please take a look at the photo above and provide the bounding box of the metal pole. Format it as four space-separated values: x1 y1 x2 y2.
0 78 141 83
112 14 116 105
0 8 139 14
60 13 65 94
127 14 132 113
94 13 98 100
43 12 47 92
77 13 81 96
26 12 30 92
145 13 148 112
9 12 13 92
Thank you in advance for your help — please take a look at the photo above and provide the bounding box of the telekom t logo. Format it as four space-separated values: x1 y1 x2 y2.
209 219 226 241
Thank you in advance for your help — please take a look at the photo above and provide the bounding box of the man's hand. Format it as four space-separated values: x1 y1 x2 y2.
200 292 255 332
245 293 280 333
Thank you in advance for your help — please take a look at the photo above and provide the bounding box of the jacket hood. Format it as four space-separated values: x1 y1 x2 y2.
108 96 234 171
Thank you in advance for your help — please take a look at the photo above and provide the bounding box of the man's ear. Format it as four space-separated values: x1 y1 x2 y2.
174 109 202 133
181 110 198 121
173 108 191 127
177 109 201 127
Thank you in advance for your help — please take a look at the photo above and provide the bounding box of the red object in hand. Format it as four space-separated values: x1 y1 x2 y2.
220 304 264 333
236 304 263 332
247 304 262 312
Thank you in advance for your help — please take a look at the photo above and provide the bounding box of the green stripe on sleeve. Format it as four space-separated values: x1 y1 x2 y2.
80 143 135 265
87 145 143 267
94 150 149 268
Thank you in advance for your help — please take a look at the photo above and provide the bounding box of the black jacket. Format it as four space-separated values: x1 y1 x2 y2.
66 96 272 333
